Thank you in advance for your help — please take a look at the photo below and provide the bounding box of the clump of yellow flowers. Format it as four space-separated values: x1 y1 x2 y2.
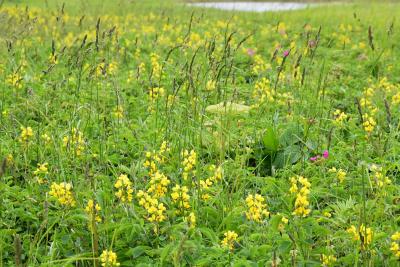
333 109 348 126
63 128 85 156
171 184 191 214
328 167 346 183
221 231 238 251
49 182 76 207
181 149 197 180
6 72 23 89
290 176 311 217
136 190 167 222
347 224 373 248
206 80 216 91
370 165 391 188
148 171 170 198
245 193 270 222
362 113 376 134
150 53 162 79
113 105 124 119
100 249 120 267
390 232 400 259
200 165 223 201
33 163 49 184
321 254 337 266
85 199 102 224
143 141 169 174
185 212 196 229
19 126 33 143
114 174 133 203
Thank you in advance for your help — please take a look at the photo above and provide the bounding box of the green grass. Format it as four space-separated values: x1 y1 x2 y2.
0 0 400 266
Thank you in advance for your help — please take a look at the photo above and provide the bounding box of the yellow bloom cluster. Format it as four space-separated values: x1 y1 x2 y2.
245 193 270 222
328 167 346 183
252 55 271 75
150 53 162 79
200 165 223 201
206 80 216 91
33 162 49 184
85 199 102 223
100 250 120 267
333 109 348 125
278 215 289 232
362 113 376 134
113 105 124 118
253 77 274 104
370 165 391 188
63 128 85 156
114 174 133 203
136 190 167 222
185 212 196 229
181 149 197 180
390 232 400 259
96 61 118 77
19 126 33 143
148 171 170 198
290 176 311 217
143 141 169 176
321 254 337 266
6 73 23 89
171 184 190 213
49 182 76 207
221 230 238 251
347 224 373 248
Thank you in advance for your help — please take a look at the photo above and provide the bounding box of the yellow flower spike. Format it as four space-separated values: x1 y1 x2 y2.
221 231 238 251
114 174 133 203
49 182 76 207
290 176 311 217
245 193 270 223
100 250 120 267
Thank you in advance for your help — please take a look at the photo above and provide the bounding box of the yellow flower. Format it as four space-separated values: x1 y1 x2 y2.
114 174 133 203
6 73 23 89
362 113 376 134
147 171 170 198
63 128 85 156
181 149 196 180
113 105 124 118
171 184 191 213
390 232 400 259
206 80 216 91
136 190 167 222
328 167 346 183
33 163 49 184
41 133 51 144
185 212 196 229
290 176 311 217
347 224 373 248
321 254 337 266
245 193 270 222
333 109 348 125
221 231 238 251
100 250 120 267
49 182 76 207
85 199 102 223
19 126 33 143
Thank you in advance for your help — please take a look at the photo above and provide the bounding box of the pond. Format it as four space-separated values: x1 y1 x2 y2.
188 2 314 12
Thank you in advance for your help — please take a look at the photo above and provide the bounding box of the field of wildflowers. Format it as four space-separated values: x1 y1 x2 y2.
1 0 400 266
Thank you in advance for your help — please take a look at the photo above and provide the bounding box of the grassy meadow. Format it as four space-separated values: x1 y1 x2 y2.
1 0 400 266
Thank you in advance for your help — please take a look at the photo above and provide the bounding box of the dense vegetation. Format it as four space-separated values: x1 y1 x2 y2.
1 0 400 266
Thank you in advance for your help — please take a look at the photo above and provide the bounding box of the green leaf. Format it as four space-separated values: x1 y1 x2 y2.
126 245 151 259
262 127 279 153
